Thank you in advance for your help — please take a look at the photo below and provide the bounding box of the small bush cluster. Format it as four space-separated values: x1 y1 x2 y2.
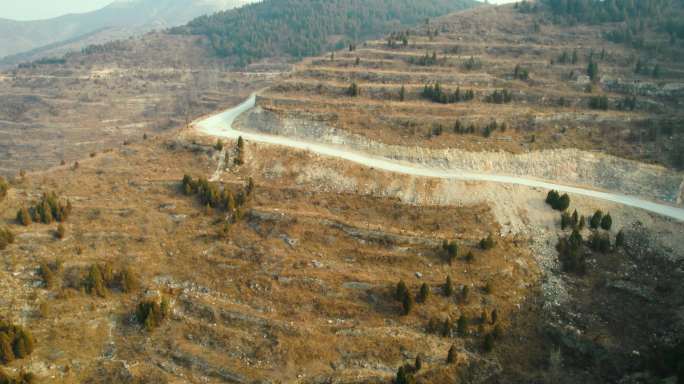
137 297 170 330
513 64 529 80
82 263 139 297
484 89 512 104
181 175 253 222
16 192 72 226
589 95 609 110
546 190 570 211
347 82 360 97
442 240 458 264
0 368 35 383
0 229 14 251
421 83 474 104
479 234 496 250
0 319 35 365
395 280 413 315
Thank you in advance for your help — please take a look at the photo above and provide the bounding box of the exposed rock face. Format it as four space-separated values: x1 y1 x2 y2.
235 104 684 205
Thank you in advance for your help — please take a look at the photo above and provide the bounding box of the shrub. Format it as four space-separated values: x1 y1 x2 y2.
16 207 31 226
485 89 512 104
137 297 170 330
84 264 107 297
214 139 224 151
0 177 8 201
615 229 625 247
465 251 474 263
443 276 454 297
0 229 14 251
120 267 139 293
417 283 429 303
445 241 458 264
545 190 570 211
235 136 245 165
56 224 66 240
601 213 613 230
557 229 586 274
457 315 467 336
480 233 496 250
447 345 457 364
38 262 57 289
589 230 611 253
491 308 498 324
401 291 414 315
394 364 416 384
590 210 603 229
483 333 495 352
347 82 360 97
0 320 35 364
395 280 408 301
16 192 72 225
461 285 470 303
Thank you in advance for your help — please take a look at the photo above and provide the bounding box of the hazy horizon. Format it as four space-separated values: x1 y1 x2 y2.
0 0 114 21
0 0 518 22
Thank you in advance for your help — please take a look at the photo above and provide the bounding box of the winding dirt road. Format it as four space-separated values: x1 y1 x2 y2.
194 94 684 222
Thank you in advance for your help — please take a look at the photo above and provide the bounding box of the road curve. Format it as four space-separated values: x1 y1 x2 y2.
194 94 684 222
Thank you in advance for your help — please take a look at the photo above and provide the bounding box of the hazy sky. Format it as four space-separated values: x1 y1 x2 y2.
0 0 517 22
0 0 114 21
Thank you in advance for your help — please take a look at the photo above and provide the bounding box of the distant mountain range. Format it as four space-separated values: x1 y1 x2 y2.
0 0 252 65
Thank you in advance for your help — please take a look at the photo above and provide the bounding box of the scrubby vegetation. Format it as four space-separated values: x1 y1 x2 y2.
173 0 476 65
0 319 35 365
546 190 571 211
421 83 474 104
0 229 14 251
136 297 170 331
0 177 8 201
16 192 72 226
181 174 254 223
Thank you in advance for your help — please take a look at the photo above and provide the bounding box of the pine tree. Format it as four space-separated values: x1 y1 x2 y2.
447 344 457 364
601 213 612 230
615 229 625 247
414 354 423 371
444 276 454 297
590 210 603 229
85 264 107 297
457 315 467 336
395 280 408 301
16 207 31 226
0 334 14 364
483 333 495 352
402 291 414 315
417 283 429 303
446 241 458 264
490 308 498 324
587 60 599 81
399 85 406 101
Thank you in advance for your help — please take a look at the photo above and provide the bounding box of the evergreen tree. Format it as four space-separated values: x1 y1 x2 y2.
399 85 406 101
483 333 495 352
587 60 599 81
446 241 458 264
402 291 414 315
444 276 454 297
417 283 430 303
601 213 613 230
347 82 360 97
447 344 457 364
590 210 603 229
615 229 625 247
457 315 467 336
85 264 107 297
395 280 408 301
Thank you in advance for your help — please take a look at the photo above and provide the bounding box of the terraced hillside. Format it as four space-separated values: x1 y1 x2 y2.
252 4 684 171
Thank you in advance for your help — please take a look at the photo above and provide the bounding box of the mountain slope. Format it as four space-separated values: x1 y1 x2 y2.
172 0 479 65
0 0 252 60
